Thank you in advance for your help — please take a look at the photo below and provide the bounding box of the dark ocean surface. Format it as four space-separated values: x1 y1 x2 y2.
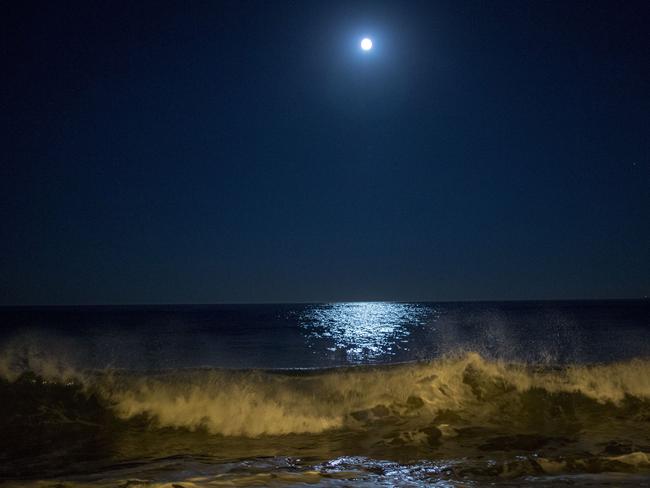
0 300 649 486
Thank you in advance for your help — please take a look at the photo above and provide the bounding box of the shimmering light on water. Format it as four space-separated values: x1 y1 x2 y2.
299 302 432 362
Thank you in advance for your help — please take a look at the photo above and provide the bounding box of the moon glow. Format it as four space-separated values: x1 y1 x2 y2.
360 38 373 51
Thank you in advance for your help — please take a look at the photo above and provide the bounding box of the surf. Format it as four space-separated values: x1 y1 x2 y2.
2 352 649 437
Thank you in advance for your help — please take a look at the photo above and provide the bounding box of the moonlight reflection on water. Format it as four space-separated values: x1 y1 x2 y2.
299 302 434 362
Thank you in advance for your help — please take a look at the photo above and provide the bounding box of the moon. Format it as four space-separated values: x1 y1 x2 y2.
360 38 373 51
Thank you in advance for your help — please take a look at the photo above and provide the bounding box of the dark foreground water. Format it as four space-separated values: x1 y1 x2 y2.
0 300 649 487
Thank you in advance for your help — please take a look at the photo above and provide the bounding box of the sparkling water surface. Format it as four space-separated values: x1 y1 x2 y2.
1 300 648 370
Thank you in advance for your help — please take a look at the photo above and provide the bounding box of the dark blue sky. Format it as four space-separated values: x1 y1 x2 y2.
1 0 648 304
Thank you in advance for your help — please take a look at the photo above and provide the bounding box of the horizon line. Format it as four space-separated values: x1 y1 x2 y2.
1 297 647 308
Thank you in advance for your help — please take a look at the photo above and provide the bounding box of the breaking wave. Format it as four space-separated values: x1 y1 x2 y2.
2 351 649 437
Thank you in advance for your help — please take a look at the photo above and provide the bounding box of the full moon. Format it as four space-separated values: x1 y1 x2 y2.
360 38 373 51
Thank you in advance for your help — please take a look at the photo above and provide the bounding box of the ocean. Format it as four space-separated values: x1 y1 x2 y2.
0 300 648 487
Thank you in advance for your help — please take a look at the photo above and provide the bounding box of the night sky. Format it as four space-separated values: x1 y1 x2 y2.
1 0 648 305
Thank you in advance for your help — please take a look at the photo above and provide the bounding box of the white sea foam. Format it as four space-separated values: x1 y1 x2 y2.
95 353 650 436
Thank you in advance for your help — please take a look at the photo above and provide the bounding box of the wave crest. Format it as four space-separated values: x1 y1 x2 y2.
1 351 649 437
